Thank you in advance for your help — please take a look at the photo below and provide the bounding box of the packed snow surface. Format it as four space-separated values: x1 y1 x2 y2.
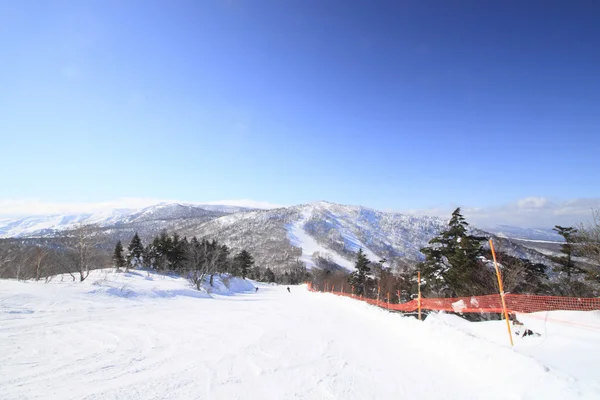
1 271 599 399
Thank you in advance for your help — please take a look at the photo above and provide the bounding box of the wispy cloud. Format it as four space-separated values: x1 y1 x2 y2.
406 197 600 228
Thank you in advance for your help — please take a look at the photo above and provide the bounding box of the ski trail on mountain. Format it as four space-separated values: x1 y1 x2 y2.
286 205 387 270
287 210 355 269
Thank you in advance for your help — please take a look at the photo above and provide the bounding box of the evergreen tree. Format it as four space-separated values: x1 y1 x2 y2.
551 226 585 282
146 236 164 270
348 248 371 296
142 243 155 269
126 232 144 271
234 250 254 279
154 230 172 270
207 241 229 286
249 265 261 281
167 233 186 271
217 244 230 274
419 208 487 296
264 267 276 283
113 240 126 272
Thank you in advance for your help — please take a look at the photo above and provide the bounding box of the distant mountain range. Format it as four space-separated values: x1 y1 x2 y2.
482 225 562 242
0 203 250 238
0 201 556 270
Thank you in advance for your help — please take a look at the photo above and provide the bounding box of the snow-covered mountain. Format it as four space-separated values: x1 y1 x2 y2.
0 209 133 238
180 201 551 271
483 225 563 242
173 201 447 271
0 203 252 238
0 200 551 271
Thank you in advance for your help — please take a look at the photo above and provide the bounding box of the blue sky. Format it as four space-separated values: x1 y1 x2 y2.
1 0 599 226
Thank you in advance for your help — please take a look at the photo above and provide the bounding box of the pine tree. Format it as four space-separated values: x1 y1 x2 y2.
146 236 164 270
419 208 487 296
127 232 144 271
234 250 254 279
348 248 371 296
154 230 172 271
167 233 186 271
264 267 276 283
113 240 126 272
551 226 585 282
217 244 230 274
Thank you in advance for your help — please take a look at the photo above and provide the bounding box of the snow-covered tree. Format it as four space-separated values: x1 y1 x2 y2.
419 208 488 296
126 232 144 271
348 248 371 296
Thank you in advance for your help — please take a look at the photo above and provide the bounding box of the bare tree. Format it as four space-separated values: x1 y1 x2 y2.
31 246 50 281
61 224 104 282
185 237 212 290
494 254 527 294
575 209 600 281
0 243 19 279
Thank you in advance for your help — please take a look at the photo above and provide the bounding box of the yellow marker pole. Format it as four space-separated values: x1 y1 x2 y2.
377 283 381 303
489 239 514 346
418 271 422 321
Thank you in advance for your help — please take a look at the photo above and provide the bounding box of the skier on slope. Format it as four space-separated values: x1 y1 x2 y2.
287 287 291 293
255 287 259 293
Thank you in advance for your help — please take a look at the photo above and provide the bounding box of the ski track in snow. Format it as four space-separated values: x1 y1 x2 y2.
1 272 599 400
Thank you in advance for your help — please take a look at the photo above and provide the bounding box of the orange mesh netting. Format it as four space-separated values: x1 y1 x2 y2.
307 283 600 314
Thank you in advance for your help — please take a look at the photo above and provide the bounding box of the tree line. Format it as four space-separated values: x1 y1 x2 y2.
0 225 108 282
0 225 309 289
111 230 310 288
312 208 600 303
3 208 599 295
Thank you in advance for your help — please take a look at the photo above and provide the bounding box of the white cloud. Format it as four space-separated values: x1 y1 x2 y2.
406 197 600 229
0 198 284 217
516 196 548 209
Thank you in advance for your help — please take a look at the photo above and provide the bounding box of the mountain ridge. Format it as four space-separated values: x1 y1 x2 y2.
0 201 554 271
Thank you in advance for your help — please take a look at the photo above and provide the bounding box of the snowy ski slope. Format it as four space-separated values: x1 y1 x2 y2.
1 271 599 399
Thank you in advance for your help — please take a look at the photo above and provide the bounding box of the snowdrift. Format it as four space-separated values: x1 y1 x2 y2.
46 269 257 299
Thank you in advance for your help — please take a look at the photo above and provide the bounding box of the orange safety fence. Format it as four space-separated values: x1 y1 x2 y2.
307 283 600 314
